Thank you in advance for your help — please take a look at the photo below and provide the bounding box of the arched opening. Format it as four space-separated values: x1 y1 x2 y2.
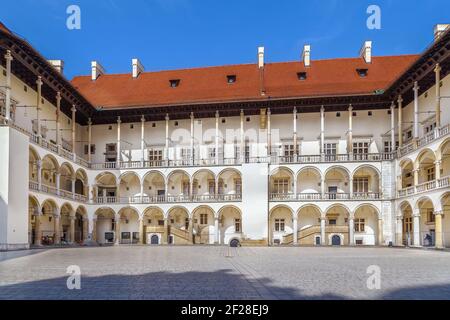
143 171 166 202
75 169 88 198
94 208 116 245
192 169 216 201
167 170 190 202
29 147 40 184
95 172 117 203
439 139 450 179
59 162 75 196
441 192 450 248
297 167 321 199
118 172 141 203
325 205 350 245
399 159 414 189
40 199 59 245
142 207 166 245
269 205 293 245
270 167 294 200
168 206 191 244
118 207 140 244
297 205 321 245
399 202 414 246
217 169 242 201
192 206 215 244
416 149 436 185
60 203 74 243
352 166 380 199
417 197 435 247
75 206 88 243
219 206 242 245
28 196 40 245
41 155 59 194
353 205 379 245
324 167 350 199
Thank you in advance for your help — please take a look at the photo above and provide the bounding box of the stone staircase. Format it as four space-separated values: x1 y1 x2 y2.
169 226 191 244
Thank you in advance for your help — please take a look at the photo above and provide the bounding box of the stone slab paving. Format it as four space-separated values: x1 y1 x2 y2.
0 246 449 300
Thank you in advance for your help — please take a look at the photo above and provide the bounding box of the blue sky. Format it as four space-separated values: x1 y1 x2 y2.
1 0 449 80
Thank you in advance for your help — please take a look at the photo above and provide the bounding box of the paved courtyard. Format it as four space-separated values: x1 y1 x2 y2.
0 246 449 299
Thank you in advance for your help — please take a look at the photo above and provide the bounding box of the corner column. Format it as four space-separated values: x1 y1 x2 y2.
214 217 219 244
396 216 403 246
3 50 13 122
413 81 420 142
71 105 76 153
114 214 121 245
377 218 384 245
34 213 42 246
293 107 298 156
320 217 326 245
413 211 421 247
349 216 355 245
36 76 43 142
54 212 61 245
434 63 441 128
320 106 325 159
141 115 146 166
138 218 144 244
215 111 220 164
116 116 121 168
397 95 403 148
69 215 76 244
390 102 396 151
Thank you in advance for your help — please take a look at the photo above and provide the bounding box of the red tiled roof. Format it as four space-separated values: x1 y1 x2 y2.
71 54 419 109
0 21 12 35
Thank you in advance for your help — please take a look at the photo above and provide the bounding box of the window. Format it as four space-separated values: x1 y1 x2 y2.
275 219 285 232
208 147 216 159
235 218 241 232
425 122 436 133
356 68 368 77
384 140 393 153
353 142 369 154
336 112 341 117
148 149 163 163
427 209 435 223
353 177 369 193
158 220 164 226
221 118 226 124
273 178 289 194
284 144 297 157
106 143 116 152
152 123 156 127
368 111 372 116
227 75 236 83
181 148 191 162
297 72 307 80
130 124 134 129
354 218 365 232
200 214 208 225
84 144 96 155
174 121 179 126
169 79 180 88
404 217 413 233
406 130 412 140
352 111 357 117
2 70 5 76
426 167 435 181
246 117 250 122
328 219 337 225
108 125 112 130
234 145 240 159
24 85 28 92
234 179 242 194
324 143 337 155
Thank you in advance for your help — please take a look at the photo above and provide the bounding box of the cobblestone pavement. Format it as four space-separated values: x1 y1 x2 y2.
0 246 449 300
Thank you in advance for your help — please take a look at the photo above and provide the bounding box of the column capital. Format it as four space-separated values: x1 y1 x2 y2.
434 63 441 73
292 216 298 222
320 105 324 113
397 95 403 104
434 210 444 216
267 108 271 115
36 76 43 86
240 109 244 116
390 101 395 109
293 107 297 114
413 81 420 92
71 105 77 113
56 91 62 101
117 116 121 124
348 104 353 112
215 110 219 118
88 117 92 126
141 115 146 122
434 160 442 166
4 49 13 61
36 159 42 168
165 113 169 121
190 112 194 120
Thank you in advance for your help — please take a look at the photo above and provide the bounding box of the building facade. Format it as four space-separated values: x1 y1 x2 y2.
0 22 449 250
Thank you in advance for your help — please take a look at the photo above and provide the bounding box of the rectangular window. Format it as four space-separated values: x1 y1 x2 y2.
354 218 365 232
426 167 435 181
234 179 242 195
158 220 164 226
404 217 413 233
200 214 208 225
148 148 163 163
208 180 215 194
273 178 289 194
353 177 369 193
208 147 216 159
328 219 337 225
235 218 241 232
353 142 369 154
84 144 96 155
427 209 435 223
324 143 337 155
275 219 285 232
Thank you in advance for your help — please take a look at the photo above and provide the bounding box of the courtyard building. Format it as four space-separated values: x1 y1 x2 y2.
0 21 450 250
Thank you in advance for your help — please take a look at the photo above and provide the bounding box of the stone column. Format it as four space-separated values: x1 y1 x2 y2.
267 108 271 157
92 218 97 242
320 106 325 158
116 116 121 168
69 215 76 244
215 110 219 164
34 214 42 246
397 95 403 148
293 107 298 155
114 214 121 245
188 217 194 244
240 109 245 162
377 218 384 245
413 212 421 247
4 50 13 122
214 217 219 244
413 81 420 141
292 217 298 245
349 178 353 199
138 218 144 244
349 216 355 245
71 105 76 153
190 112 195 164
56 92 61 149
435 159 441 181
321 177 325 198
162 218 168 245
87 118 92 163
141 115 146 166
347 104 353 155
56 173 61 196
165 113 170 162
54 212 60 245
390 102 396 151
396 216 403 246
72 179 76 199
413 168 419 188
37 160 42 189
434 63 441 128
435 211 444 249
82 217 88 242
36 76 43 141
320 217 326 245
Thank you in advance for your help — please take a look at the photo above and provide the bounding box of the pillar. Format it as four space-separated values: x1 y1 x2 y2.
215 110 219 164
320 217 326 245
390 102 396 151
214 217 219 244
267 108 271 157
138 218 144 244
349 178 353 198
347 105 353 155
116 116 121 167
293 107 298 155
397 95 403 148
56 92 61 148
82 217 88 242
165 113 170 161
37 160 42 189
377 218 384 246
69 215 76 244
54 213 60 245
3 50 13 122
141 115 145 166
188 217 194 244
349 217 355 245
321 177 325 197
114 214 121 245
413 213 421 247
162 218 168 245
435 211 444 249
435 160 441 180
71 105 76 153
87 118 92 163
413 168 419 187
190 112 194 164
240 109 244 162
92 218 97 242
56 173 61 196
434 63 441 128
293 217 298 245
396 216 403 246
72 179 76 199
36 76 43 141
413 81 420 141
320 105 325 157
34 214 42 246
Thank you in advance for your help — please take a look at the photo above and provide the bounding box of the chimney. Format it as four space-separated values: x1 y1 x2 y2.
434 24 449 41
258 46 264 68
48 60 64 74
302 45 311 67
360 41 372 64
91 61 105 81
132 58 144 78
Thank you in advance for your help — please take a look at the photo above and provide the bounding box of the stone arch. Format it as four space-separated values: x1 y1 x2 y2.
167 169 191 200
296 167 322 195
28 195 40 245
118 171 142 201
217 168 242 198
324 165 351 196
117 206 140 244
438 138 450 178
192 205 216 244
270 167 295 195
415 148 436 184
95 172 118 201
142 171 166 202
40 199 59 245
353 204 381 245
29 146 40 183
192 169 216 199
75 168 88 196
41 154 59 187
59 162 75 193
269 204 294 245
218 205 242 245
